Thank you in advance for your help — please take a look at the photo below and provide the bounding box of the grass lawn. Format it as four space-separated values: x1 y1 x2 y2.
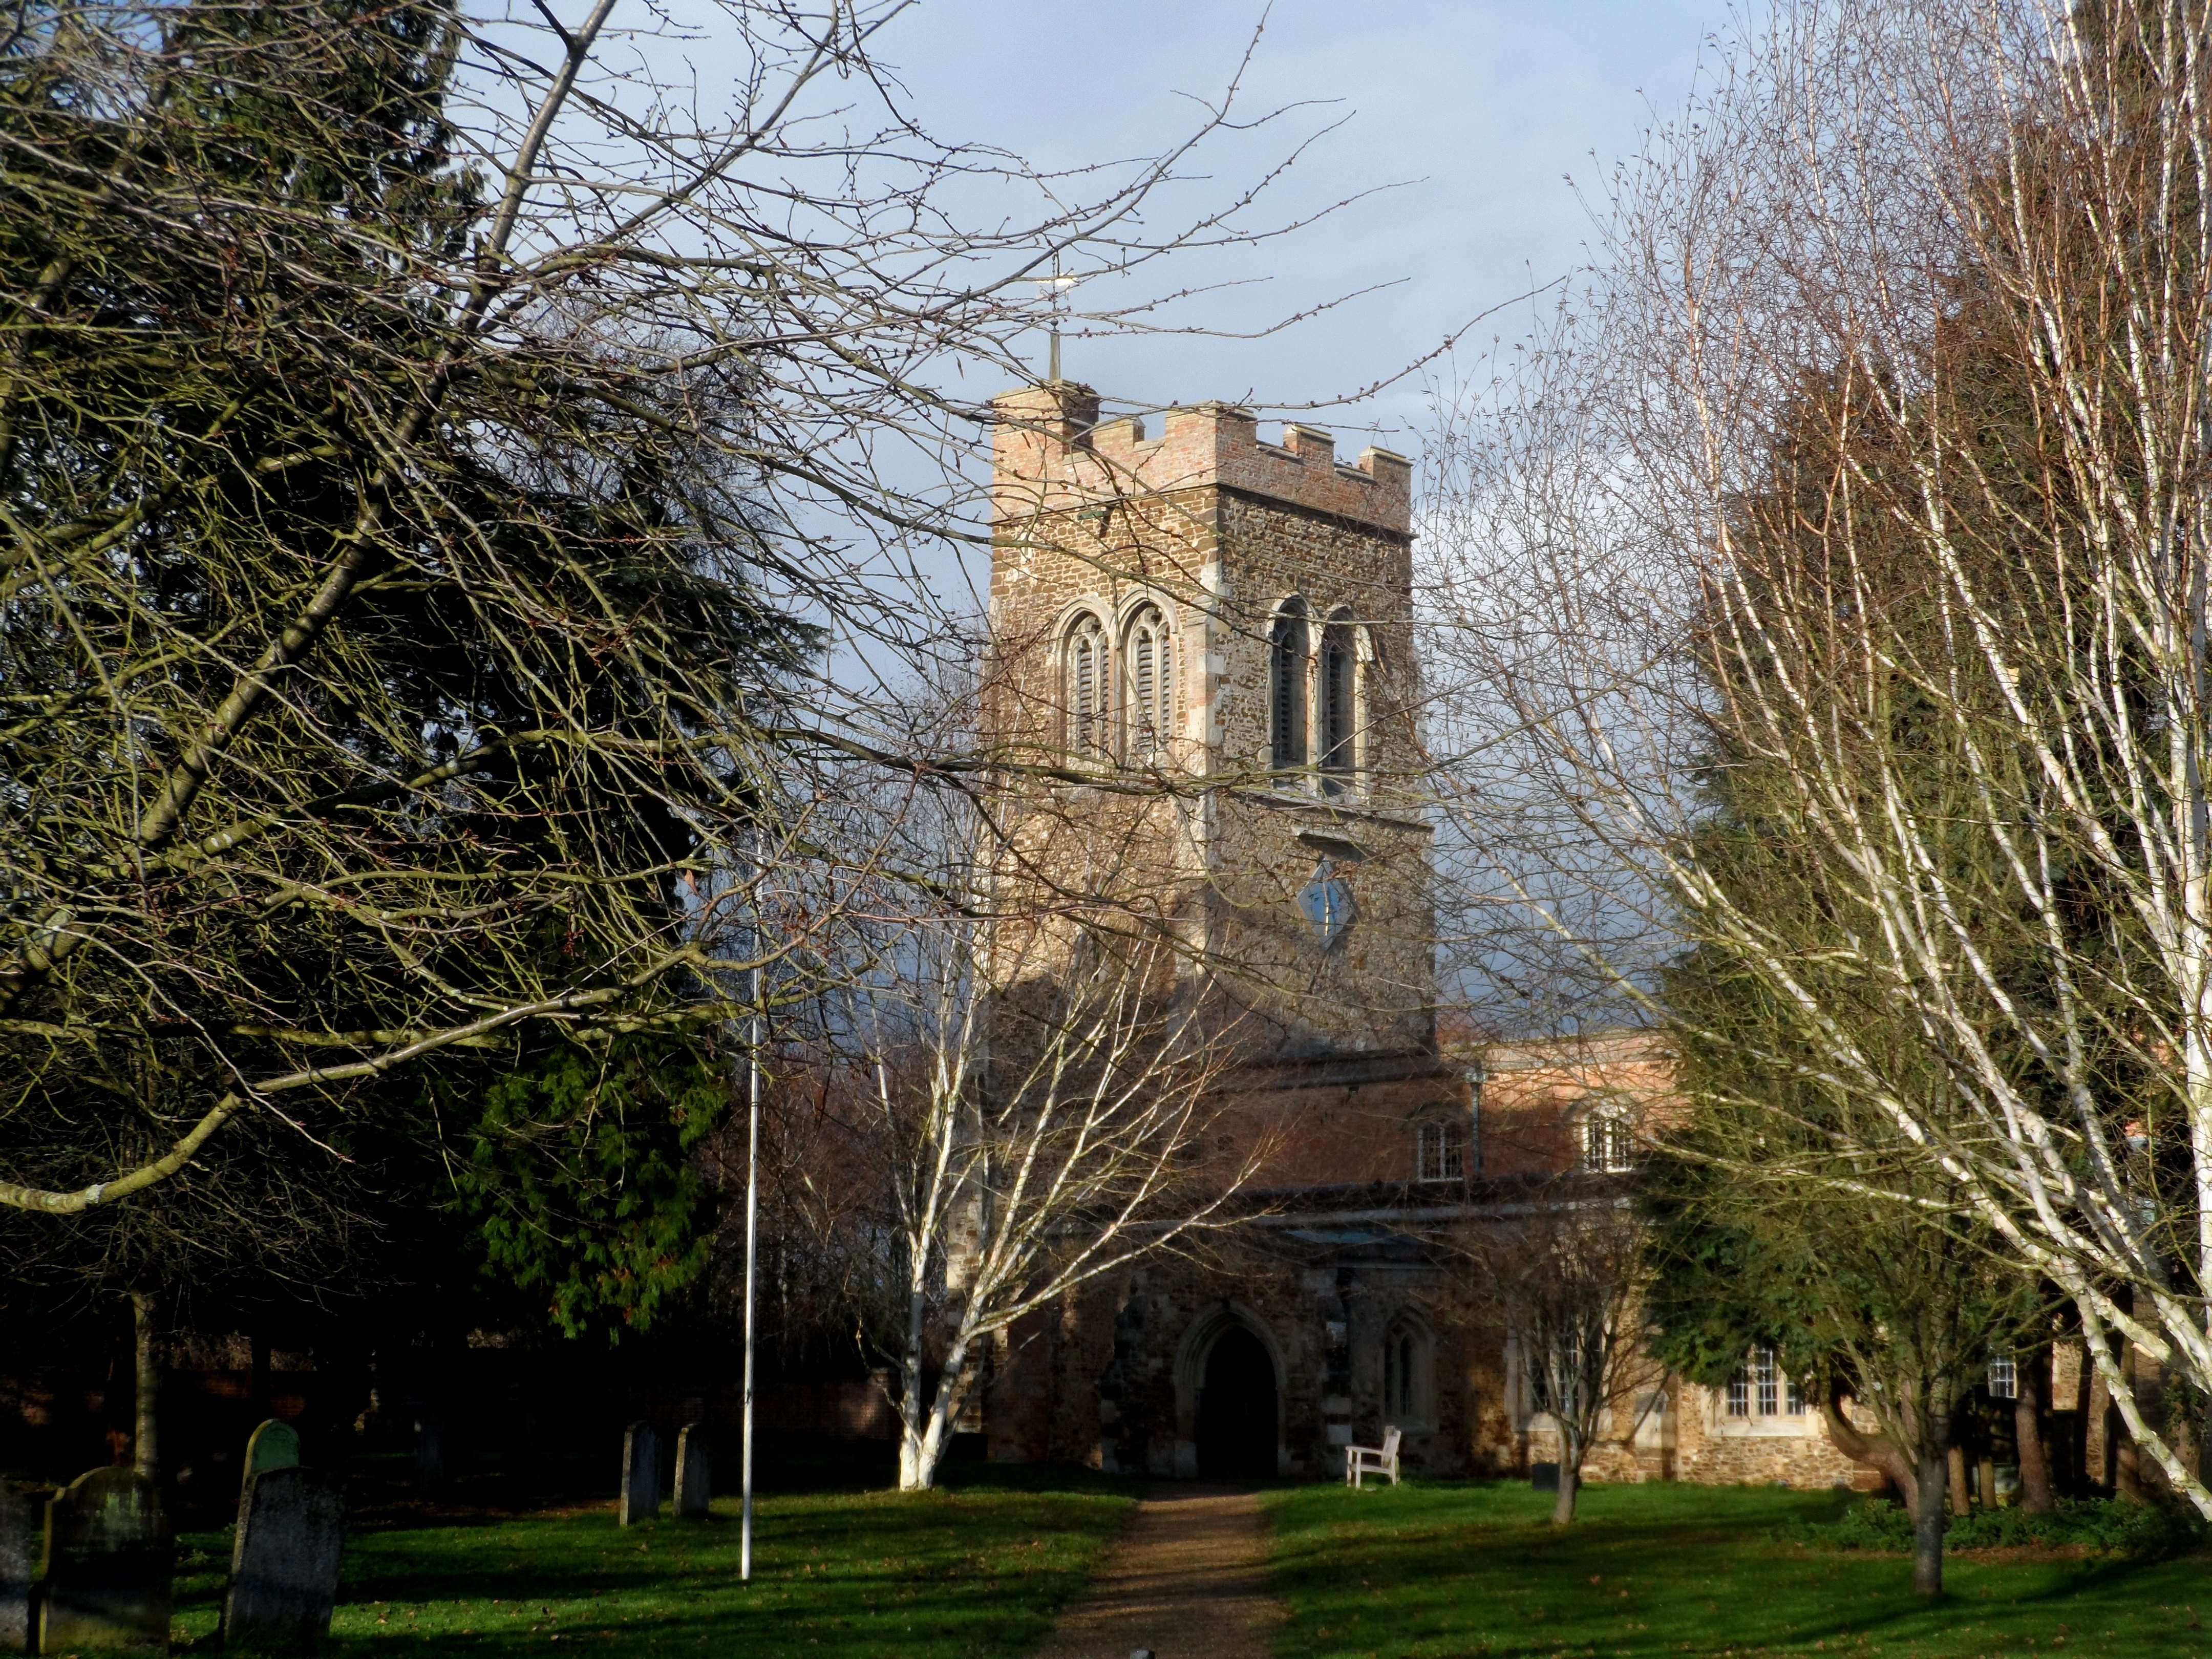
1265 1479 2212 1658
171 1466 1138 1659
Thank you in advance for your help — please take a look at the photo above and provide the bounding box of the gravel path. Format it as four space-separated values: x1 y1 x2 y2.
1029 1482 1287 1659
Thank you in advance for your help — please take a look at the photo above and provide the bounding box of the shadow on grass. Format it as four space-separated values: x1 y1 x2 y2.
1264 1479 2212 1658
175 1461 1140 1659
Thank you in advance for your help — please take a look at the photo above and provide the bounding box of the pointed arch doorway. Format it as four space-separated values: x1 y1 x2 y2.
1196 1324 1279 1480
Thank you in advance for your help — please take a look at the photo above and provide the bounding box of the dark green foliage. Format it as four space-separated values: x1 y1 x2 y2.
1646 376 2057 1559
1809 1495 2202 1558
0 0 803 1343
440 1036 729 1340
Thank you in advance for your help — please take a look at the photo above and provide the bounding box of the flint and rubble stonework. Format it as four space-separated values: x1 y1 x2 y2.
985 385 1431 1059
976 382 1886 1494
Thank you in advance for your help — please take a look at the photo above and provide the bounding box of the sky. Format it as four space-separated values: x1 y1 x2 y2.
868 0 1729 451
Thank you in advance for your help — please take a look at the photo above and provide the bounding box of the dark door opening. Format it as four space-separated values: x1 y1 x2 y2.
1196 1325 1278 1480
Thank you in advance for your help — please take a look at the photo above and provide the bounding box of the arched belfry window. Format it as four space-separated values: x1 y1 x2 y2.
1067 611 1109 758
1269 600 1308 775
1320 613 1356 792
1126 604 1174 761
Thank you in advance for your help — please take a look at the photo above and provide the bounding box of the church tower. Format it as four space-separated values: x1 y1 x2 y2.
984 381 1436 1064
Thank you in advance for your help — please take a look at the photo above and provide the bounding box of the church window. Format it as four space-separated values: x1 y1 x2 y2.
1320 615 1356 791
1066 612 1108 758
1582 1101 1635 1172
1417 1118 1464 1182
1126 605 1174 760
1728 1349 1798 1417
1526 1341 1578 1418
1383 1317 1428 1422
1269 601 1308 774
1987 1356 2018 1399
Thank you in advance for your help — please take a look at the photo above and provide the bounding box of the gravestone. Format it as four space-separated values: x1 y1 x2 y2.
238 1421 301 1511
1 1484 35 1654
1528 1461 1560 1493
411 1412 443 1499
618 1424 660 1527
673 1427 710 1519
222 1467 347 1651
38 1467 174 1653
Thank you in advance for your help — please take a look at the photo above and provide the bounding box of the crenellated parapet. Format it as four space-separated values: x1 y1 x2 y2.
990 382 1412 538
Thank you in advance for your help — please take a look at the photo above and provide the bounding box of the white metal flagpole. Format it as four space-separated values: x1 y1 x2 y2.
741 961 761 1582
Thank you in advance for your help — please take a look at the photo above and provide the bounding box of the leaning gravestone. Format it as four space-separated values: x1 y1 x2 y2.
673 1426 710 1519
1 1483 35 1654
238 1420 301 1511
222 1467 347 1651
39 1467 174 1653
618 1424 659 1527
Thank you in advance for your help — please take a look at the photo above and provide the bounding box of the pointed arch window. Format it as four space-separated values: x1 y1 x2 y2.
1382 1317 1429 1422
1126 604 1174 761
1066 611 1109 759
1269 600 1308 775
1320 614 1356 792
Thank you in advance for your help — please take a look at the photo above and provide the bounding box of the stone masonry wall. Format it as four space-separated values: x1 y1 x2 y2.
984 382 1432 1060
986 1224 1490 1483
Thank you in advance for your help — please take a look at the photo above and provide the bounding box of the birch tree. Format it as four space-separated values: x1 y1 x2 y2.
1425 0 2212 1518
825 918 1247 1491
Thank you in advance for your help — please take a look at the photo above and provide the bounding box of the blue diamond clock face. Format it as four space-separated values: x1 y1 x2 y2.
1296 858 1355 947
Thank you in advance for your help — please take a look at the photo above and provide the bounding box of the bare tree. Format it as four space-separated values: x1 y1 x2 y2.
0 0 1344 1224
803 912 1246 1491
1461 1187 1655 1524
1422 0 2212 1521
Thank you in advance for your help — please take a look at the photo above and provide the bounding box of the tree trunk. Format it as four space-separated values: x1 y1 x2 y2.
129 1290 158 1485
2115 1429 2146 1501
901 1356 967 1493
898 1277 931 1491
1550 1459 1580 1524
1947 1444 1971 1516
1912 1443 1947 1597
1551 1427 1584 1524
1819 1389 1918 1517
2015 1356 2055 1515
2111 1334 2147 1500
897 1285 969 1493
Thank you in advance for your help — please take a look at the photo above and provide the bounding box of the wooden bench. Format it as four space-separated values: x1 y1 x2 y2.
1344 1426 1401 1488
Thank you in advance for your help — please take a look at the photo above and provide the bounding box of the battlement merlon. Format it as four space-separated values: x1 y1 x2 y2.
989 382 1413 539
